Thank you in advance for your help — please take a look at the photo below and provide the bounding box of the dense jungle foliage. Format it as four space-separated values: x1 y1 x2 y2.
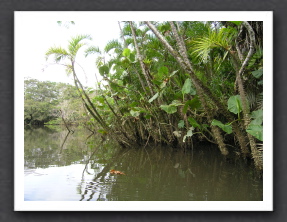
25 21 263 169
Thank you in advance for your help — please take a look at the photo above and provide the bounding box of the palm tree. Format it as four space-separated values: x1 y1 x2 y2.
45 35 109 130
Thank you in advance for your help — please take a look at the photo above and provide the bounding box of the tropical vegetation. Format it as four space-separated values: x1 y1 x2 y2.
25 21 263 170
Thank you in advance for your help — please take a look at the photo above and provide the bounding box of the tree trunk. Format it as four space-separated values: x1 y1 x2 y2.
234 21 262 169
130 22 155 96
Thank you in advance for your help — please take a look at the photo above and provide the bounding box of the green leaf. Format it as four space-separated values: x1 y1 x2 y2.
183 97 201 113
183 101 190 114
251 68 263 78
211 119 232 134
160 105 177 114
171 100 183 106
144 114 152 119
250 109 263 125
160 100 182 114
228 95 242 114
182 78 191 94
148 92 159 103
99 65 109 76
178 120 185 129
130 110 140 117
189 96 201 109
158 66 169 76
92 96 105 104
122 48 131 58
188 117 201 129
117 80 123 86
246 125 263 141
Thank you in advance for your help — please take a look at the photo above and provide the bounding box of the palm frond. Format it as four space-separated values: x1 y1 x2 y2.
247 46 263 69
191 27 237 62
45 46 69 62
104 39 123 53
192 37 214 62
124 37 134 47
122 23 132 36
95 56 104 68
68 34 92 56
85 46 101 57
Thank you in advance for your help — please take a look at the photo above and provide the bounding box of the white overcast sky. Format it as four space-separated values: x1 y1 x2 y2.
15 12 122 87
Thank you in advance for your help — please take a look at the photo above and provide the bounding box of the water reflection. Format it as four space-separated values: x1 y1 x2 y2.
24 126 263 201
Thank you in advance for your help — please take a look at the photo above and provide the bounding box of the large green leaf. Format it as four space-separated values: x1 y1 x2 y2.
188 117 201 129
98 65 109 76
182 78 192 94
246 125 263 141
158 66 169 76
122 48 131 58
130 110 140 117
171 100 183 106
251 68 263 79
160 104 177 114
250 109 263 125
183 97 201 113
228 95 242 114
189 96 201 109
130 107 147 117
182 78 196 95
211 119 232 134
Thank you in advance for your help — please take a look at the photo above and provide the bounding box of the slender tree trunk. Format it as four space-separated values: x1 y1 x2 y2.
71 61 109 129
130 21 155 96
235 21 262 169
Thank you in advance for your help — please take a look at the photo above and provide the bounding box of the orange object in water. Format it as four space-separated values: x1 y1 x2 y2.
110 169 125 175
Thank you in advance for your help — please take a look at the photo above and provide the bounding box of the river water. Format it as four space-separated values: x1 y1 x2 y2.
24 126 263 201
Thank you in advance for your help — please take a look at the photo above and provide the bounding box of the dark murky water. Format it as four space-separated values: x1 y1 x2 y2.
24 126 263 201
